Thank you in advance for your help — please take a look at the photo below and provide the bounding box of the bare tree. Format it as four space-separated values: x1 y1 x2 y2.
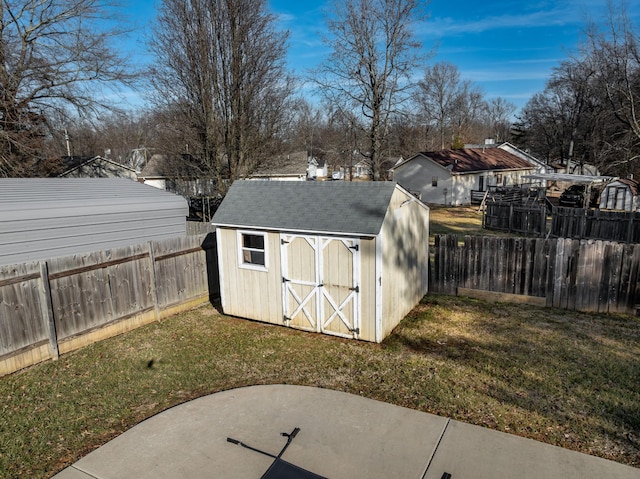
449 81 486 147
584 1 640 171
0 0 135 176
149 0 294 191
313 0 427 180
516 1 640 177
416 62 486 150
485 97 517 143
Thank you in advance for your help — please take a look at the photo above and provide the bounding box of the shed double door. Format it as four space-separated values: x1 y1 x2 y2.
280 234 360 339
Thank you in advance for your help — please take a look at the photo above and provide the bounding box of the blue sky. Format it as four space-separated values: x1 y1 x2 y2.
121 0 640 114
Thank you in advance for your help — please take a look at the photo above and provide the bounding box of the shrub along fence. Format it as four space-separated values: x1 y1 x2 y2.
431 234 640 315
0 234 218 377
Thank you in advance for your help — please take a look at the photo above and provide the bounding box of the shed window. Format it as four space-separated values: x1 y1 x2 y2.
432 176 438 187
238 231 267 270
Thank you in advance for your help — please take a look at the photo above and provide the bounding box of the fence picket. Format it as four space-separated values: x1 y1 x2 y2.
432 234 640 316
0 234 216 377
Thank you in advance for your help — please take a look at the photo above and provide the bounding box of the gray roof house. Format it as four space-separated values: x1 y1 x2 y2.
139 154 219 197
248 151 309 181
211 180 430 343
58 156 139 180
0 178 188 266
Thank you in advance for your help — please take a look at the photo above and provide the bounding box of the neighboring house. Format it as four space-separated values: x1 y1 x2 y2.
550 159 600 176
599 178 640 211
0 178 188 267
211 180 430 343
351 158 373 180
248 151 308 181
58 155 139 180
494 142 549 175
139 154 218 197
328 150 373 180
308 156 328 180
333 156 397 181
392 147 535 205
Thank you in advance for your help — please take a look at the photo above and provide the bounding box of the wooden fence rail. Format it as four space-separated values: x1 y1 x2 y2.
0 234 218 377
431 234 640 315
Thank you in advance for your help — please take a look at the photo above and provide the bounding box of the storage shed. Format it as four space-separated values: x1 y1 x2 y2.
211 180 430 343
599 178 640 211
0 178 188 266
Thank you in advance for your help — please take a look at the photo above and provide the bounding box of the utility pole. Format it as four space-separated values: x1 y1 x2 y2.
64 129 72 157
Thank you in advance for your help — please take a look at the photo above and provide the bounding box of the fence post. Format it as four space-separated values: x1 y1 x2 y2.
38 261 59 360
580 209 588 239
509 204 514 232
147 241 161 321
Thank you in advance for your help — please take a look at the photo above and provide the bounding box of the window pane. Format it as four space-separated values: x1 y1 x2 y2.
250 251 265 265
241 233 266 267
243 234 264 249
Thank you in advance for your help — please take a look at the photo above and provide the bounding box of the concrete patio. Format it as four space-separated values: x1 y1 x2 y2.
52 384 639 478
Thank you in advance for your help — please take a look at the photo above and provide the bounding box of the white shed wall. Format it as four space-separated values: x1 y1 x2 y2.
380 188 429 338
217 228 284 324
393 157 455 204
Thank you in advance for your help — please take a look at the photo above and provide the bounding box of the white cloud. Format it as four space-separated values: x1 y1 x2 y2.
417 2 589 38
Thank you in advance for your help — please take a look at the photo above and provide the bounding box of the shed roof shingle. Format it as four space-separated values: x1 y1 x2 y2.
211 180 398 236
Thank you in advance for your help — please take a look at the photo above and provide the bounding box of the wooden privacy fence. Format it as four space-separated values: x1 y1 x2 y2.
187 220 216 236
550 207 640 243
0 234 218 377
483 202 547 237
431 234 640 315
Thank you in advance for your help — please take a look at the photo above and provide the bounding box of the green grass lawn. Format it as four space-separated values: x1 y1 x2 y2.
1 295 638 478
429 204 487 237
428 204 522 240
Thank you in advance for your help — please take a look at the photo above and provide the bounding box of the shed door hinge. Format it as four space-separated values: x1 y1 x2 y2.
349 286 360 293
349 327 360 334
282 277 290 283
349 244 359 251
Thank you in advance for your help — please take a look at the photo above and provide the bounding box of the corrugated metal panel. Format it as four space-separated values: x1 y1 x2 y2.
0 178 188 266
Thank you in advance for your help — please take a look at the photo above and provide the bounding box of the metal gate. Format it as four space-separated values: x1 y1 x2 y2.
281 234 360 339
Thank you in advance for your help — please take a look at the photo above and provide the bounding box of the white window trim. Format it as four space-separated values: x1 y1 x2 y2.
237 230 268 271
